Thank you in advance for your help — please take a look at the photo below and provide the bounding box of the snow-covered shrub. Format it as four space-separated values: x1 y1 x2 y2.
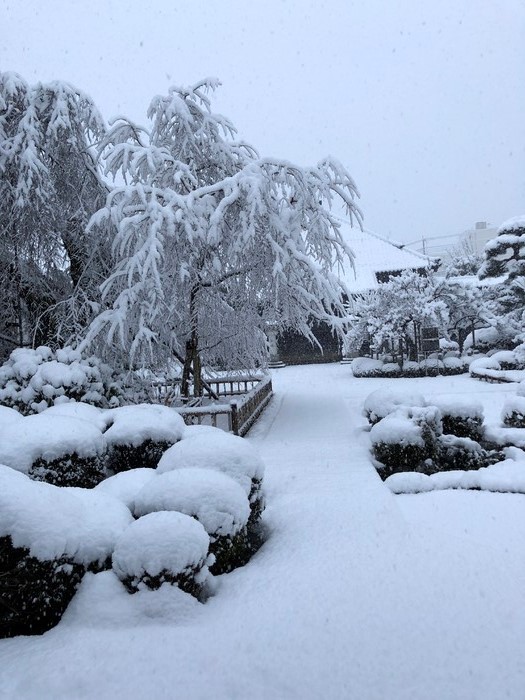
40 401 110 431
104 404 185 472
363 388 426 425
432 398 484 440
0 466 132 637
112 511 211 598
134 469 251 575
0 414 108 487
442 356 466 375
437 434 497 472
370 411 428 476
381 362 402 377
351 357 383 378
502 396 525 428
418 358 444 376
401 361 424 378
94 468 157 509
0 346 123 415
463 327 508 353
157 429 265 527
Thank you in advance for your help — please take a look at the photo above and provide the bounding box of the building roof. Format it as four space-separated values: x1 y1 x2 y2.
335 224 435 293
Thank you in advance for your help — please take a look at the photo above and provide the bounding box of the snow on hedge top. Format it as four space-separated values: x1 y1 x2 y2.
41 401 110 432
134 468 250 538
94 468 157 509
432 397 483 420
104 404 185 448
364 388 426 423
369 411 424 446
112 511 210 581
497 214 525 234
0 465 133 564
386 458 525 494
156 430 265 495
0 414 106 473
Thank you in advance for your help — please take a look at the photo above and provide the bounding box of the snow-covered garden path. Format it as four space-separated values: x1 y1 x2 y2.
1 364 525 699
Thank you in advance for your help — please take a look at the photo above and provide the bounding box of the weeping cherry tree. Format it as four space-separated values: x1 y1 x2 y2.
83 79 362 395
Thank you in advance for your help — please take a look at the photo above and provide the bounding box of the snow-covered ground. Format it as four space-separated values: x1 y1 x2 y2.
1 365 525 699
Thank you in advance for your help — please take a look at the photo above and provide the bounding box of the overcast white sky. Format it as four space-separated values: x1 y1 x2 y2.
1 0 524 247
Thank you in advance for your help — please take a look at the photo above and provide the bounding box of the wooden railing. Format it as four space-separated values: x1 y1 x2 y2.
151 375 263 403
163 375 273 436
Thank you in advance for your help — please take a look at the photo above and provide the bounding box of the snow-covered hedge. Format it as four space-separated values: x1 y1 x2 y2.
502 396 525 428
134 469 251 575
112 511 211 597
385 452 525 495
0 413 108 487
157 428 265 527
370 410 429 475
469 345 525 383
0 466 132 637
368 396 501 478
432 397 484 440
363 388 426 425
104 404 185 472
351 356 467 379
0 346 124 415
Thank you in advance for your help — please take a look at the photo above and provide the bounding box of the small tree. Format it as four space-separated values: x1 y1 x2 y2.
83 80 362 394
346 270 448 362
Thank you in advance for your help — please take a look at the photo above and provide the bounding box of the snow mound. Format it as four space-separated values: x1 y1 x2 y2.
134 468 250 538
370 411 424 447
386 459 525 494
112 511 210 582
41 401 110 432
0 414 106 473
0 405 23 428
104 404 185 448
0 465 133 564
364 388 426 424
94 469 157 509
157 431 265 496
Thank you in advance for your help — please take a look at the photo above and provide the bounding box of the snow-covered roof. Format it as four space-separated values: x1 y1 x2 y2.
335 224 434 293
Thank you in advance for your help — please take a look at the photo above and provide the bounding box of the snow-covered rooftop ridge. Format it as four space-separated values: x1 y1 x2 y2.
498 214 525 234
334 222 434 293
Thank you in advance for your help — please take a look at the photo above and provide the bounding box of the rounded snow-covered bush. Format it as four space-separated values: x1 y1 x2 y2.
41 401 110 432
502 396 525 428
432 397 484 440
351 357 383 378
0 414 108 487
157 429 265 526
381 362 402 377
112 511 210 597
419 358 444 376
0 466 132 637
437 434 497 471
0 346 124 415
363 388 426 425
370 411 427 476
442 356 467 375
134 469 251 574
401 361 424 378
94 468 157 510
104 404 185 472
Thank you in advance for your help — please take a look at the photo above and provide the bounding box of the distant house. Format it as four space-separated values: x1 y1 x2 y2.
269 225 434 366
